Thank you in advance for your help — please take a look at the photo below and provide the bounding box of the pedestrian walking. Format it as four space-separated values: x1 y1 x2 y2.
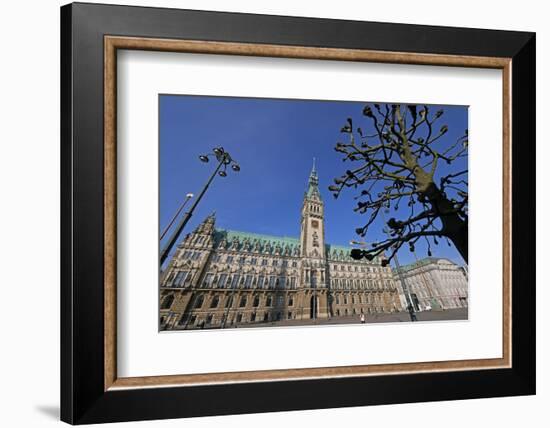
360 314 366 324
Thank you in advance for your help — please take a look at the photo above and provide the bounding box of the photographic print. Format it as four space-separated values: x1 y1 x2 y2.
159 95 469 331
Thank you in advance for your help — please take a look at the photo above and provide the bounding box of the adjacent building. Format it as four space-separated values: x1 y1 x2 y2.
393 257 469 311
160 163 402 330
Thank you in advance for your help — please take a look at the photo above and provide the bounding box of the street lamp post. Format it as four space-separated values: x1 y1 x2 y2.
349 208 418 322
160 147 240 266
160 193 194 241
412 249 439 311
392 253 417 322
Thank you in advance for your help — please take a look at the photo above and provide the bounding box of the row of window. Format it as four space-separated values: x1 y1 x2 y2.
167 270 394 291
407 282 468 297
415 297 467 309
333 293 390 305
161 291 397 312
196 294 293 309
160 293 294 311
177 252 389 275
168 271 299 290
185 233 219 246
210 254 299 267
308 203 321 213
331 264 387 273
334 307 395 316
330 278 393 290
204 273 298 289
173 310 294 328
179 250 202 261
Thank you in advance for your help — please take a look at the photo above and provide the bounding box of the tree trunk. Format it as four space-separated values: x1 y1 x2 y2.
423 183 468 264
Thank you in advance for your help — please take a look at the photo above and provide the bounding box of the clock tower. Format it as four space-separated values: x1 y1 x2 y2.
299 159 328 319
300 159 325 259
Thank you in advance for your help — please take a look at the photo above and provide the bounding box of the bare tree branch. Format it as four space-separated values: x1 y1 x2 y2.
331 103 469 264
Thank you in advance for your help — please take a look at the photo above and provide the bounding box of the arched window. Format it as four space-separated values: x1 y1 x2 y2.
253 296 260 307
161 294 174 310
201 273 213 288
290 277 296 289
266 295 272 306
231 275 240 289
172 271 188 287
288 297 293 306
210 295 219 308
239 296 247 307
311 273 317 288
194 294 204 309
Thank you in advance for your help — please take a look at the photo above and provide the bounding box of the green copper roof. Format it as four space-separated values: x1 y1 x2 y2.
326 244 382 263
305 158 322 199
213 229 301 255
306 184 321 198
216 229 299 246
213 228 380 263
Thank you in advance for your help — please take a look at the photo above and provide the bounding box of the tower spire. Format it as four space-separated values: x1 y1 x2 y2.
306 158 320 199
300 158 325 260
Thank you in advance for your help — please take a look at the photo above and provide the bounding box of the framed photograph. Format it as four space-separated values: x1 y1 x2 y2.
61 2 535 424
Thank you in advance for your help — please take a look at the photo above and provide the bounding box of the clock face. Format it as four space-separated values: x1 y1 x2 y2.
311 220 319 229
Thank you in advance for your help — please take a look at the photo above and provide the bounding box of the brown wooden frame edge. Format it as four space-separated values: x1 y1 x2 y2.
103 35 512 392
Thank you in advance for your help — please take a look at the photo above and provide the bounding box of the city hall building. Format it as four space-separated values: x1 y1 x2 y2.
160 163 402 330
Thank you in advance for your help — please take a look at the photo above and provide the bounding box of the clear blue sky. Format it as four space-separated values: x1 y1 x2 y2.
160 95 468 267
